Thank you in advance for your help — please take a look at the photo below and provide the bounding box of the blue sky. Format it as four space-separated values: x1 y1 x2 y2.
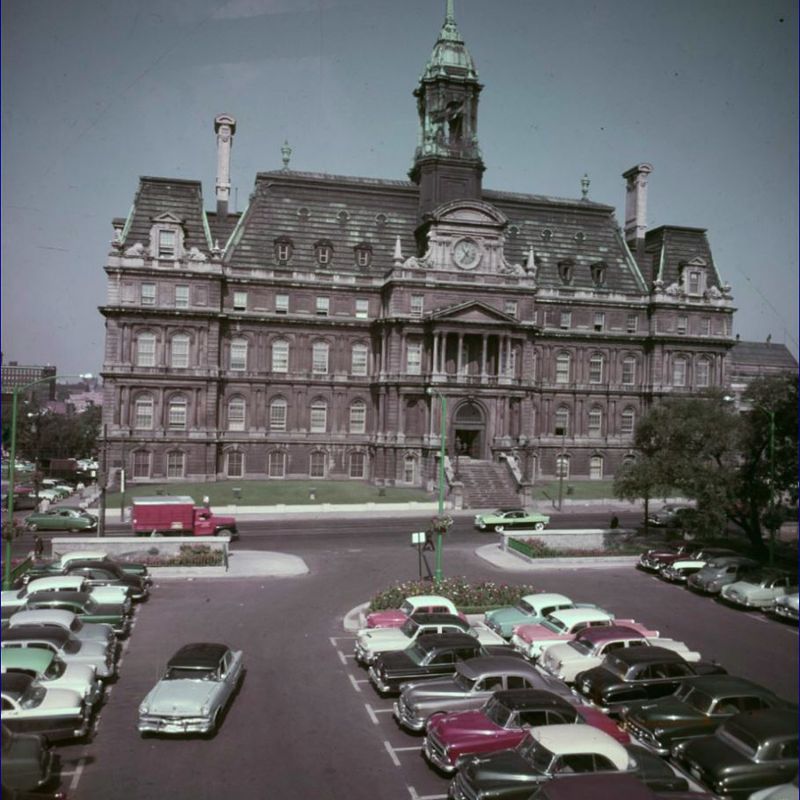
2 0 797 376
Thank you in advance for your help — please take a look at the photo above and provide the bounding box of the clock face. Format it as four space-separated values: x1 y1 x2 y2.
453 238 481 269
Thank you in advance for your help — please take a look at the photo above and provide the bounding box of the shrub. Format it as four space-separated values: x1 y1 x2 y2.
138 544 224 567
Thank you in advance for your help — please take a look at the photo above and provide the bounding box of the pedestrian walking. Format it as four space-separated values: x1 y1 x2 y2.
33 535 44 558
609 514 620 529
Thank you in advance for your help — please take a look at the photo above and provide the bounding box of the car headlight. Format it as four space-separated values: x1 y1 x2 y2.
201 703 211 715
139 704 149 715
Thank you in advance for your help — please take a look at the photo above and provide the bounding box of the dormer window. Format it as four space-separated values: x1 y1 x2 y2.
558 260 574 285
274 237 293 264
158 230 176 258
688 271 700 294
590 262 607 287
315 240 333 267
354 243 372 268
680 258 709 296
149 213 185 261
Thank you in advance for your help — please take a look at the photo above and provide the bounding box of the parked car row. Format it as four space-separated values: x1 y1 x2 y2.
1 553 151 798
637 543 799 623
357 592 797 800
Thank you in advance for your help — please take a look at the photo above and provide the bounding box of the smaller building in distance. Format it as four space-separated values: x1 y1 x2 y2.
1 361 57 405
728 339 798 407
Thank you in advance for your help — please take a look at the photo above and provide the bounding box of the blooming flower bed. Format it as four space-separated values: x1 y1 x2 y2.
510 536 642 559
139 544 225 567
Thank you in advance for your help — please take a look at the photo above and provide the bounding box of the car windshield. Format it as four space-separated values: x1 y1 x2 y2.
165 666 216 681
716 722 759 758
453 671 476 691
45 658 67 680
400 618 420 637
603 654 628 677
406 643 428 665
568 638 593 655
541 616 568 634
517 735 555 773
483 696 513 726
19 684 47 709
675 685 714 714
516 600 535 614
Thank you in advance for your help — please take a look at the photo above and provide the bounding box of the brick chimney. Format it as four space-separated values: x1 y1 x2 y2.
214 114 237 217
622 163 653 263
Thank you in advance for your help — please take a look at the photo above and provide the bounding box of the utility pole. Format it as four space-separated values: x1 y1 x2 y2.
427 387 447 582
97 423 107 537
556 426 567 510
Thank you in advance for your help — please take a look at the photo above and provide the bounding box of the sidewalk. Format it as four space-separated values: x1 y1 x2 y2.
149 550 308 580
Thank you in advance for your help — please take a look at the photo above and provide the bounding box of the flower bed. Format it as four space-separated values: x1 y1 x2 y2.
369 576 538 613
509 536 643 559
139 544 225 568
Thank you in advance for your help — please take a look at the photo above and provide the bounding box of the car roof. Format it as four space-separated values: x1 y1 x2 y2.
495 508 525 513
10 610 75 628
167 643 230 669
575 625 646 645
134 495 195 505
531 773 659 800
493 689 574 711
530 724 628 768
679 675 777 697
405 595 454 606
2 625 71 645
608 646 685 665
521 593 573 606
722 708 798 739
26 590 94 606
1 647 54 672
1 672 36 696
458 656 539 679
60 551 108 564
407 613 467 626
26 576 86 593
548 608 611 624
415 632 478 650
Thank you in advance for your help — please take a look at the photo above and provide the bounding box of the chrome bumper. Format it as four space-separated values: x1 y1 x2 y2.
423 734 456 773
392 699 425 732
367 665 392 694
138 714 213 734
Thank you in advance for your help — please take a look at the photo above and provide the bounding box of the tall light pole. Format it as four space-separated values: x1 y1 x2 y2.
427 386 447 582
766 409 777 567
4 373 92 589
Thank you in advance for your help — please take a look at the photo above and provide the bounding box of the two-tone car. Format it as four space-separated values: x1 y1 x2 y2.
22 590 132 637
765 592 799 624
621 675 790 756
474 508 550 533
23 508 97 533
573 647 727 714
485 594 596 640
1 723 58 796
16 549 152 588
8 609 115 650
393 655 574 733
1 672 91 743
637 543 694 572
62 560 149 602
364 594 463 629
646 505 695 528
672 708 798 800
538 624 700 684
687 556 760 595
2 576 130 615
720 571 798 609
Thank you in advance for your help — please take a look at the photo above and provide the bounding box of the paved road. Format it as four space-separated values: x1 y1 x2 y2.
50 525 797 800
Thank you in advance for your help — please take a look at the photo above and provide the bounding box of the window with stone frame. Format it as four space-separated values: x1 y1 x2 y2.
174 285 189 309
676 315 688 335
590 262 607 287
349 400 367 434
312 341 330 374
149 215 184 261
672 357 688 387
589 354 605 384
132 450 150 479
354 244 372 268
555 353 571 384
701 317 711 336
274 238 293 264
233 291 248 311
696 358 711 388
355 299 369 319
403 455 416 484
504 300 518 319
555 453 570 478
157 229 176 259
621 407 636 435
272 340 289 373
554 406 570 436
141 283 156 305
410 295 425 317
621 357 636 386
227 397 246 431
315 297 330 316
626 314 638 333
168 396 187 429
309 451 326 479
351 343 369 376
688 271 701 295
314 240 333 266
559 311 572 329
557 260 574 285
588 407 603 436
310 400 328 432
593 311 605 332
166 451 185 479
275 294 289 314
406 341 422 375
170 334 190 369
134 395 154 429
269 398 287 431
226 451 244 478
268 451 286 478
230 338 248 371
349 451 365 478
136 333 156 367
589 454 604 480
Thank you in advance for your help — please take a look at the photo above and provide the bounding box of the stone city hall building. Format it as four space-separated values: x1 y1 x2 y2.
100 2 735 504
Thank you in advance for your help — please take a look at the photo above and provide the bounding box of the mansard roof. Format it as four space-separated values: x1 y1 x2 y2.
645 225 724 289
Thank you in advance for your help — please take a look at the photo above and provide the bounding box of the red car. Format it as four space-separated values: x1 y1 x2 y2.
423 689 628 773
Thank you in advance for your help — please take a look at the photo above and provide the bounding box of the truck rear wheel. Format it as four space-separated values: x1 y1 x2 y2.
149 530 164 538
216 528 233 537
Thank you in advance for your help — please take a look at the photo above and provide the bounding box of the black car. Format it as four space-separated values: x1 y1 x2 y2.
63 561 148 601
621 675 790 755
573 647 726 713
16 555 152 589
672 708 798 800
1 724 57 794
368 633 514 695
23 590 132 637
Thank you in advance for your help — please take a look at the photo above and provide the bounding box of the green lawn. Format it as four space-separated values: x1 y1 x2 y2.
530 480 618 502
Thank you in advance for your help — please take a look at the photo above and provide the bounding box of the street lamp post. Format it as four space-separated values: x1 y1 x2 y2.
555 426 567 511
427 387 447 582
4 373 92 589
766 409 777 567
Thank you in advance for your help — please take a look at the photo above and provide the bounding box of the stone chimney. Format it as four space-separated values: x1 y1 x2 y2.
214 114 237 217
622 163 653 263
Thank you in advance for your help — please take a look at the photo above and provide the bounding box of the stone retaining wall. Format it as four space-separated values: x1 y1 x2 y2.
499 529 634 552
50 536 230 564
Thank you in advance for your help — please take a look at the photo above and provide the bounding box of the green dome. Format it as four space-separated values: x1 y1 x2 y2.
422 0 478 81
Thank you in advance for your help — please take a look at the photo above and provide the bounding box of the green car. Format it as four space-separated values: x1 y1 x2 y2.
474 507 550 532
23 591 132 637
24 508 97 532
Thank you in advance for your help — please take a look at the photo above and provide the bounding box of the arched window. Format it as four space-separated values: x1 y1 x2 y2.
274 237 293 264
310 400 328 432
557 260 574 285
309 451 326 478
672 357 688 387
349 400 367 434
590 262 607 287
268 451 286 478
166 451 185 479
226 451 244 478
349 451 366 478
621 357 637 386
696 358 711 388
621 407 636 436
555 453 570 479
588 407 603 436
589 354 605 384
589 454 604 480
351 343 368 376
354 243 372 268
230 337 248 371
132 450 150 479
403 455 416 484
134 395 154 429
272 339 289 373
269 398 287 432
554 406 570 436
312 342 329 375
555 353 571 384
170 334 190 368
168 396 187 429
314 240 333 266
136 332 156 367
227 397 246 431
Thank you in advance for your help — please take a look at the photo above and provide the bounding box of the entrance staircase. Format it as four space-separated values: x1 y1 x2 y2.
455 458 520 510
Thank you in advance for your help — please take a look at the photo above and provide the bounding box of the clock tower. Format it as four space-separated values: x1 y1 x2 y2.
409 0 485 223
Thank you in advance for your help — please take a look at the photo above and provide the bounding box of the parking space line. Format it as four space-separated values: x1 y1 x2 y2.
348 674 362 693
69 757 86 791
384 739 401 766
366 703 379 724
337 650 347 665
330 635 355 645
408 786 448 800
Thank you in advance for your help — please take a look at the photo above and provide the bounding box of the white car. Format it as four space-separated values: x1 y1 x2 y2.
660 558 710 583
1 576 129 614
510 608 617 660
767 592 799 623
8 609 115 650
538 623 700 684
721 571 797 609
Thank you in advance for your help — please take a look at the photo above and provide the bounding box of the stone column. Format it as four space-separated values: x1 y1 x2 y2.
457 333 464 375
481 334 488 377
432 332 439 375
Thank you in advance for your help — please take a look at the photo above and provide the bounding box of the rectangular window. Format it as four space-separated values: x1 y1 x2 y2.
316 297 330 316
626 314 638 333
312 343 329 374
696 360 711 387
310 403 327 432
158 230 176 258
593 312 605 332
589 356 604 384
356 250 370 268
268 452 285 478
228 400 245 431
621 410 635 435
555 355 570 384
701 318 711 336
136 335 156 367
589 456 604 480
277 243 291 262
351 344 368 376
171 336 189 369
168 402 187 429
166 452 184 479
689 272 700 294
355 299 369 319
175 285 189 309
504 300 518 318
621 358 636 386
309 452 326 478
233 291 248 311
275 294 289 314
141 283 156 306
349 404 366 434
410 295 425 317
134 399 154 429
560 311 571 330
349 452 365 478
403 458 416 483
406 342 422 375
272 341 289 373
673 359 687 387
588 409 603 436
227 452 244 478
132 451 150 479
230 340 247 371
269 401 287 432
676 316 688 335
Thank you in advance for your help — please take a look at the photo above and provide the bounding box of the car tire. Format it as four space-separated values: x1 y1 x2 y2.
216 528 232 537
533 522 545 531
27 522 38 531
495 525 505 533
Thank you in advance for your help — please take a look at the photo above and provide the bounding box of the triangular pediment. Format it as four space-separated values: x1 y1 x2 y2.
151 212 185 225
686 256 708 267
430 299 518 324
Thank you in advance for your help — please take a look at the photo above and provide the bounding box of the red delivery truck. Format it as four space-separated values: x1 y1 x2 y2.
131 496 237 538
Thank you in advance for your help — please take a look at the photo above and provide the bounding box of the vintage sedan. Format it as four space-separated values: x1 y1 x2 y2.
672 708 798 800
364 595 463 629
394 655 574 733
1 723 57 795
63 561 149 601
1 647 103 709
637 543 694 573
1 673 91 743
474 508 550 533
646 505 695 528
423 689 628 773
485 594 595 639
449 725 688 800
8 609 115 650
539 624 699 684
720 571 798 609
687 556 760 595
2 576 129 614
660 558 713 584
138 642 243 736
17 549 152 588
23 590 132 637
621 675 790 756
525 772 717 800
23 508 97 532
766 592 799 624
573 647 727 714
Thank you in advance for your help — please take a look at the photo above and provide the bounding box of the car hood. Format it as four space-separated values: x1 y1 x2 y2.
374 651 417 671
143 679 218 715
1 591 25 607
428 709 502 741
365 610 406 628
68 640 108 660
60 662 97 686
485 608 529 625
682 735 748 774
627 697 703 726
461 749 542 788
357 629 409 649
33 687 84 712
514 623 566 643
403 677 462 702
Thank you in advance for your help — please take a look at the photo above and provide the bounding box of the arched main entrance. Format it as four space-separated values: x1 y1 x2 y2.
453 400 485 459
